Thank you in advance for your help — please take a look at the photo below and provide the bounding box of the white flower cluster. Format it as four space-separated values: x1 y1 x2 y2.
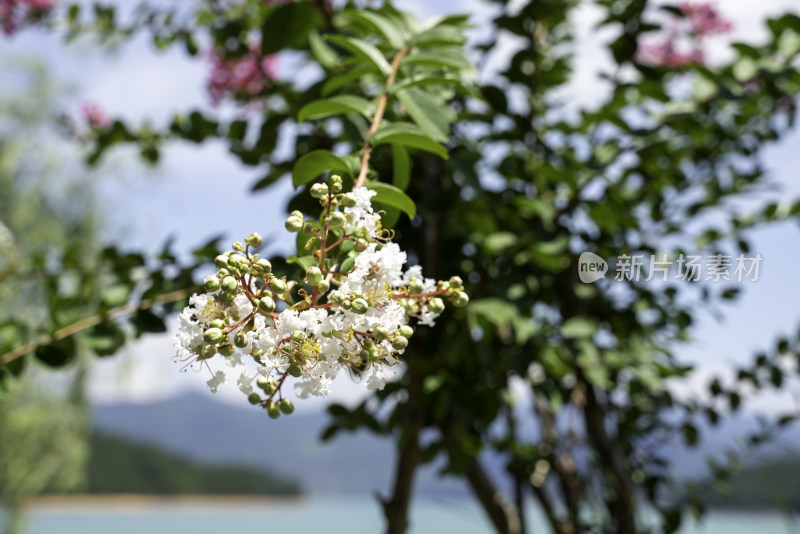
173 179 467 418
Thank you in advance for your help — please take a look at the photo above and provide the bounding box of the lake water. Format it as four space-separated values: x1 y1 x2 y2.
2 497 799 534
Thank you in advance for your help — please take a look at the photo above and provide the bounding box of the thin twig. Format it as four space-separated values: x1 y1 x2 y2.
354 45 410 189
1 287 195 366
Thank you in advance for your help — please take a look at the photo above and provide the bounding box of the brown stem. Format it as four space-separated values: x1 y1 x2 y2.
580 379 637 534
0 287 195 366
354 46 410 190
463 456 523 534
380 366 423 534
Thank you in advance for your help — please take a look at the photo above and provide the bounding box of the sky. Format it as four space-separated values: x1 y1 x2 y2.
1 0 799 414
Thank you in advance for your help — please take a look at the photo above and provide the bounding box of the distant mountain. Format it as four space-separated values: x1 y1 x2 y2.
92 393 466 496
92 393 800 502
81 432 301 495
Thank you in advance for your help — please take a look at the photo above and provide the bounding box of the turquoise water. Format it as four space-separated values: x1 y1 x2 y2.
2 498 799 534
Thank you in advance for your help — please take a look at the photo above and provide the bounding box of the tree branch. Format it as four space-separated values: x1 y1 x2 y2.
354 45 409 189
463 455 522 534
0 287 195 366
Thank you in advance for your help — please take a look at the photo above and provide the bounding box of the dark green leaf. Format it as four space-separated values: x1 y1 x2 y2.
396 87 450 142
392 144 410 190
326 35 392 75
293 150 354 187
365 182 416 218
297 95 374 123
371 122 448 158
261 1 320 55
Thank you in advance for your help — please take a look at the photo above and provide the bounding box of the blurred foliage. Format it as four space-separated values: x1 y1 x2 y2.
2 2 800 534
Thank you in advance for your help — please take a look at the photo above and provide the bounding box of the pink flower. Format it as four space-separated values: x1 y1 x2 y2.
636 2 731 69
679 2 733 38
0 0 54 36
206 44 278 106
81 102 111 129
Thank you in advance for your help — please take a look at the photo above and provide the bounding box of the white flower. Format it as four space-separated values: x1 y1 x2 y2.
233 293 253 319
237 370 254 395
206 371 226 393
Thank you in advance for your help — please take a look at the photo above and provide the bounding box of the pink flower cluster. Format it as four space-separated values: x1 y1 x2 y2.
206 44 277 106
680 1 733 37
0 0 53 36
636 1 732 69
81 102 111 129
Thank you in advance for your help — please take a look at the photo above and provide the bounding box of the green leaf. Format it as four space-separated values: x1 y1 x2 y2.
84 321 126 357
392 144 410 190
288 255 317 271
293 150 354 187
35 337 76 368
396 87 449 142
410 26 465 47
483 232 518 253
389 73 462 93
365 182 416 218
308 30 338 69
322 65 376 96
326 35 392 75
102 284 130 307
131 309 167 335
341 10 406 49
261 1 319 55
562 317 598 339
297 95 374 123
403 49 472 71
371 122 448 159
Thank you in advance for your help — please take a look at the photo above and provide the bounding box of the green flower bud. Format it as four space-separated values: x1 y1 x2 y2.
354 238 369 252
285 216 304 233
218 344 235 357
287 363 303 378
248 393 262 405
232 241 244 252
228 254 245 270
449 276 464 289
214 255 229 269
219 291 236 304
204 328 225 344
350 298 368 314
279 398 295 415
306 266 323 285
234 332 248 348
257 377 277 394
310 183 328 199
398 325 414 338
373 326 390 342
256 259 272 273
197 344 217 360
353 226 368 239
428 297 446 314
204 276 221 292
328 212 346 228
209 319 226 330
245 233 263 248
290 210 303 219
257 297 276 313
270 279 288 293
452 291 469 307
391 335 409 351
291 330 305 343
438 281 451 292
341 193 357 208
329 290 345 305
266 401 281 419
221 276 238 292
409 278 424 294
315 279 330 293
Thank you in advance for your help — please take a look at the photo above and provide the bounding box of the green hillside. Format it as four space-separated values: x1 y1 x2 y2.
78 432 302 496
702 457 800 510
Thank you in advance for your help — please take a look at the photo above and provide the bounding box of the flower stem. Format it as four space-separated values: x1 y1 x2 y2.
354 45 410 190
